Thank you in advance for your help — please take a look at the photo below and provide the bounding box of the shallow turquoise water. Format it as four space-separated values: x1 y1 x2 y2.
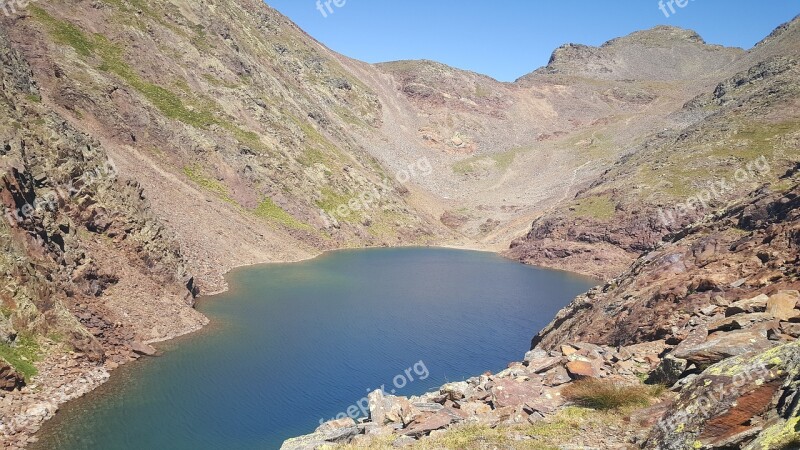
34 248 597 449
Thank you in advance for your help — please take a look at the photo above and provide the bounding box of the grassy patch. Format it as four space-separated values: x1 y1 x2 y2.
182 165 232 202
253 198 310 231
570 195 617 220
316 187 359 222
31 7 260 145
0 334 41 380
452 148 523 175
416 424 510 449
562 379 655 410
31 6 95 56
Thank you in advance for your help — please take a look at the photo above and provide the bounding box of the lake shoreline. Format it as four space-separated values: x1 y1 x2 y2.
27 247 597 449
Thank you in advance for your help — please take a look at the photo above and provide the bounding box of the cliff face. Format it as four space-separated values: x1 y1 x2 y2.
0 26 206 445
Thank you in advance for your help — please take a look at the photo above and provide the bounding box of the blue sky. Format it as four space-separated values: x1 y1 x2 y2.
265 1 799 82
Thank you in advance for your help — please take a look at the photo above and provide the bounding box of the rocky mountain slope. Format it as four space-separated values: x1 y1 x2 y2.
507 16 800 279
0 0 798 448
0 26 205 446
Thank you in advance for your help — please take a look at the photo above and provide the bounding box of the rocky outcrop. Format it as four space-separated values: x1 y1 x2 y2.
0 25 205 448
0 360 24 391
647 341 800 450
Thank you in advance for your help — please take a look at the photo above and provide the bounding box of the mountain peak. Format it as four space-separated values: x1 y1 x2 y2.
532 25 741 81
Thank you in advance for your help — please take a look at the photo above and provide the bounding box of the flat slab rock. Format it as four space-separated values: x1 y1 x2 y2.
673 329 773 366
491 378 544 408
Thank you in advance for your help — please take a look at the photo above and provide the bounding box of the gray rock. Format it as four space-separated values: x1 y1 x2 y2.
646 356 688 386
673 329 773 366
0 314 15 345
130 341 157 356
646 341 800 450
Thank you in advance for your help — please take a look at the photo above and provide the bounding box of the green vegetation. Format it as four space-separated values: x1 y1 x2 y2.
316 187 359 222
31 7 260 145
418 424 511 449
453 148 523 175
253 198 310 231
404 407 627 449
0 334 41 380
570 195 617 220
26 93 42 103
182 165 233 202
562 379 656 410
201 73 239 89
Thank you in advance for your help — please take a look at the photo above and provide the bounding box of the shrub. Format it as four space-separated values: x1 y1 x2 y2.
562 379 653 410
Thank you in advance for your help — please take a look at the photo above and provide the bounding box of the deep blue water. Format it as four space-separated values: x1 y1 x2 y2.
34 248 597 450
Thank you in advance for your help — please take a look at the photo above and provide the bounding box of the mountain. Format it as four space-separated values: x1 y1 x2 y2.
0 0 798 448
507 15 800 278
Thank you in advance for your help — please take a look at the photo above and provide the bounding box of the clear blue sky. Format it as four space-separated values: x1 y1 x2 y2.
265 0 799 82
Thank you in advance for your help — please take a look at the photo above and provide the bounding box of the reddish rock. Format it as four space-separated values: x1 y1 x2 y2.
0 359 25 391
565 360 597 379
491 378 543 408
403 411 454 437
725 294 769 316
526 356 563 374
766 290 800 320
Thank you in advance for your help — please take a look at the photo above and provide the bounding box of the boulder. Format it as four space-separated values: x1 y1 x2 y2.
25 402 58 421
672 330 773 366
780 322 800 338
368 390 418 426
561 344 578 356
402 411 454 437
525 356 563 374
491 378 543 408
524 348 549 363
646 356 688 386
0 314 16 344
709 313 774 332
440 381 470 401
316 417 356 434
766 290 800 321
459 401 492 417
725 294 769 316
280 418 359 449
0 358 25 391
542 365 572 386
130 341 157 356
565 360 597 379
